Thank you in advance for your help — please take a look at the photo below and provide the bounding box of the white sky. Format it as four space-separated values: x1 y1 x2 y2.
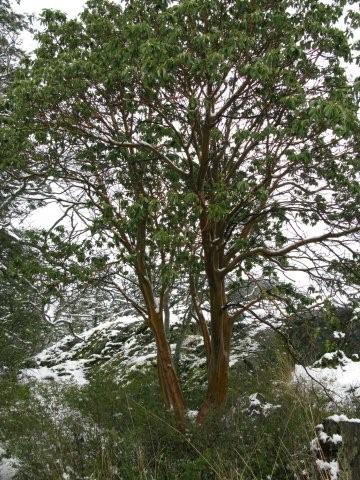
15 0 87 52
16 0 85 18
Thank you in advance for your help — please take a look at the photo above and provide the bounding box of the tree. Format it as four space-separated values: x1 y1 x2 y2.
0 228 51 371
0 0 27 221
0 1 47 371
5 5 193 426
6 0 360 423
0 0 24 93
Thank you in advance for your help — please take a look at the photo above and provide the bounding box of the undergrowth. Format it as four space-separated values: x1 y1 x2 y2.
0 339 334 479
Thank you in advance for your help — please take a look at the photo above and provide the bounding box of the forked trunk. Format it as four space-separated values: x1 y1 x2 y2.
197 279 232 424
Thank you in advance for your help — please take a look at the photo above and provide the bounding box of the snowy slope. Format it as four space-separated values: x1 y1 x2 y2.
20 315 265 387
20 309 360 412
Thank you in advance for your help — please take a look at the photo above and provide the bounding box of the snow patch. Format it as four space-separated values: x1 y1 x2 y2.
187 410 198 421
315 459 340 480
246 393 281 417
20 359 88 386
294 351 360 402
0 445 19 480
327 414 360 424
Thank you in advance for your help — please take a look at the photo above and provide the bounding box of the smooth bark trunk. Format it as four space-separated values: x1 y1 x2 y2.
189 275 211 366
197 285 232 423
151 312 187 429
174 305 193 369
196 312 212 367
157 350 171 409
196 218 232 423
135 257 186 429
163 290 170 336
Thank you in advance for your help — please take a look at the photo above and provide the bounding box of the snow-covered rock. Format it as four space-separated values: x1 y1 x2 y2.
294 351 360 403
246 393 281 417
315 459 340 480
19 314 266 387
311 414 360 480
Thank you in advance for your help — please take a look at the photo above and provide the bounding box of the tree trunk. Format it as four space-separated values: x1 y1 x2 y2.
197 279 232 424
135 255 186 429
196 211 232 423
196 312 212 367
163 289 170 336
174 305 193 369
157 350 171 409
189 275 211 366
151 312 187 429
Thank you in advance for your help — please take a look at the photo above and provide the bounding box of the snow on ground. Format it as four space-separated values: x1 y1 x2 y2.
247 393 281 417
315 459 340 480
20 359 88 386
294 351 360 402
19 315 141 386
0 457 19 480
19 312 266 388
0 445 19 480
187 410 198 421
327 414 360 424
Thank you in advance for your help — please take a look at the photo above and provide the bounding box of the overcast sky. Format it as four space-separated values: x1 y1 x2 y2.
15 0 87 52
16 0 86 18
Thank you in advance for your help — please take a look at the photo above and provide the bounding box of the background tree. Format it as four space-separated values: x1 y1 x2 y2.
0 229 51 371
0 0 27 222
0 1 48 372
6 0 360 424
